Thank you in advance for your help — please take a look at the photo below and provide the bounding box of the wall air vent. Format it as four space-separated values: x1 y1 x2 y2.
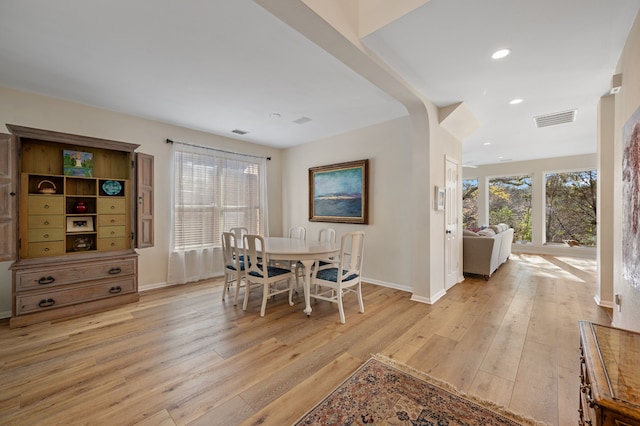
534 110 577 128
231 129 249 135
293 116 312 125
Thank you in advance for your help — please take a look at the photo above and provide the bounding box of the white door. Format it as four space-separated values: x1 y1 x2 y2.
445 156 459 289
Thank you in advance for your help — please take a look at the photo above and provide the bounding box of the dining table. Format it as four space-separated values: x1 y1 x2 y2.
258 237 340 317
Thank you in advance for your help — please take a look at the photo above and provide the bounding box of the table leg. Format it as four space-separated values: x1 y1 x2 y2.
299 259 315 316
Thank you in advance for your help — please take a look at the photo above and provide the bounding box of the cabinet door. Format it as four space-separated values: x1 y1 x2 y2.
136 152 154 248
0 134 17 261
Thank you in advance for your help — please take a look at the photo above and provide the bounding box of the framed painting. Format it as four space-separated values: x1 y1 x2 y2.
435 186 445 210
63 150 94 177
622 105 640 290
309 159 368 224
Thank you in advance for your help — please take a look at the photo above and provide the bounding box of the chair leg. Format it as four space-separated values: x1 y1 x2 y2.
222 273 229 301
242 279 251 311
260 282 269 317
357 282 365 314
288 278 294 306
337 290 346 324
233 271 242 306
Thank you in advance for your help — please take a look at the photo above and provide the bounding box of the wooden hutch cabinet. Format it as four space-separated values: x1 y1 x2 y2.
2 124 153 328
578 321 640 426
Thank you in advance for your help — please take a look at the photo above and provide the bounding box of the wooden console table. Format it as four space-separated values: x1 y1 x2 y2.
579 321 640 425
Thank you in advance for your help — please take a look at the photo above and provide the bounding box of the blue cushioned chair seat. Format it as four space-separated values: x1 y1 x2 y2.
227 261 245 271
316 267 358 282
249 265 291 278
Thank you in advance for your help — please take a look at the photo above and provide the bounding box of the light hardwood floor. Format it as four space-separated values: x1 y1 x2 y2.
0 253 611 425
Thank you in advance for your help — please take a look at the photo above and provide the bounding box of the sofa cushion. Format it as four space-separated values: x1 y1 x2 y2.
478 228 496 237
489 225 501 234
463 229 480 237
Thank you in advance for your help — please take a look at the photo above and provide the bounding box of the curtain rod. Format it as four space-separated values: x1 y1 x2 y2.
166 138 271 161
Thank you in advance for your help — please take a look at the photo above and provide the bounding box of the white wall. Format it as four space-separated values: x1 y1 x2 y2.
0 85 284 318
613 10 640 331
284 111 462 295
283 116 414 289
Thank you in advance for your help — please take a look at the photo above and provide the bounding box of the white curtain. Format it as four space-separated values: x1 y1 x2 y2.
167 142 268 285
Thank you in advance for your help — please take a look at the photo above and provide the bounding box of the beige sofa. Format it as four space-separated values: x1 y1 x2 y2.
463 224 514 280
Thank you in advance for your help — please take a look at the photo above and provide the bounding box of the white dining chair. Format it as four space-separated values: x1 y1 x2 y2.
221 231 245 305
289 226 306 240
310 231 365 324
242 234 295 316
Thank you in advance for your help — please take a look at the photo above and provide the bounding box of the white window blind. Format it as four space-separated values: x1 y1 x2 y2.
168 142 267 284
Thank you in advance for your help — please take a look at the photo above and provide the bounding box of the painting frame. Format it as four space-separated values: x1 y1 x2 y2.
309 159 369 224
67 216 94 232
435 186 445 211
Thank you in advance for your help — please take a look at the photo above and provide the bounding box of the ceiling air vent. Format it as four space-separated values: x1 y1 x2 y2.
293 116 312 125
231 129 249 135
534 110 577 128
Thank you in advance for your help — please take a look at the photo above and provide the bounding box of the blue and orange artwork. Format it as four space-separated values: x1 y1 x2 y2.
314 167 363 218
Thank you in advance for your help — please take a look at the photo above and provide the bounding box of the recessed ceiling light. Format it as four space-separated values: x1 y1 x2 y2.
270 112 281 119
491 49 511 59
483 142 492 146
509 98 523 105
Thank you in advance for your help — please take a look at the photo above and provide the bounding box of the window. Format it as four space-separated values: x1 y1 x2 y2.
545 170 597 246
172 144 265 251
462 178 478 229
489 175 532 243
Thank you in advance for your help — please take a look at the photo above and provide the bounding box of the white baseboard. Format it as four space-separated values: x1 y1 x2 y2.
593 294 614 309
363 277 412 293
0 310 11 320
410 288 446 305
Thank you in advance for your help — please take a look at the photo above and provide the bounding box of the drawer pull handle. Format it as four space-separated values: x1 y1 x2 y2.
38 276 56 285
110 219 115 223
38 298 55 308
110 231 115 235
109 286 122 294
43 233 49 239
44 248 50 252
110 205 115 209
44 204 50 209
44 220 50 225
108 267 122 275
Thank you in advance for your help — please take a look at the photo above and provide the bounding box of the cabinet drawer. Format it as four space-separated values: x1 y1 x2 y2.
27 241 65 257
98 198 126 214
16 257 137 291
28 228 65 242
28 215 64 229
97 238 130 251
16 277 136 315
98 225 126 238
98 214 126 226
28 195 64 215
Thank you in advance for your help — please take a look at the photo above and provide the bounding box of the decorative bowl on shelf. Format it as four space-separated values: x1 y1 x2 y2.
102 180 122 196
72 236 92 251
37 180 57 194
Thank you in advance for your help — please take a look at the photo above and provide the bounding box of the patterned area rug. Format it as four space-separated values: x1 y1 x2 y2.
294 354 547 426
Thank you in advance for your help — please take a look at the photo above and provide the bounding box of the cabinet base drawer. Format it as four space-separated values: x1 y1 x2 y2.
9 292 140 328
15 255 137 291
16 276 136 315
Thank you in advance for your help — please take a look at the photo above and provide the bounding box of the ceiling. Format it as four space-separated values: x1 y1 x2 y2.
0 0 639 166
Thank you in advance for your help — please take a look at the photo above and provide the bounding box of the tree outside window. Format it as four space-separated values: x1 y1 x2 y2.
489 175 532 243
462 178 478 229
545 170 597 246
